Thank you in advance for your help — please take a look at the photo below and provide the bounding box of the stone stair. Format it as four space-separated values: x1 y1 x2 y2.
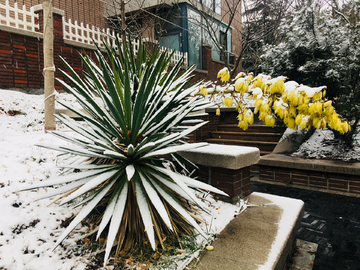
205 124 287 156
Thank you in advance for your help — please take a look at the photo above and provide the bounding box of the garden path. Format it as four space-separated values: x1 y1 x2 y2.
251 179 360 270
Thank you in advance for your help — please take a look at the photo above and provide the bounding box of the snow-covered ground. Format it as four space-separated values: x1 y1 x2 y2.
1 89 357 270
292 127 360 161
0 90 242 270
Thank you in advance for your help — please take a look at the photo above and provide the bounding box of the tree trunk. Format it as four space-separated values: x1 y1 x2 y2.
43 0 56 131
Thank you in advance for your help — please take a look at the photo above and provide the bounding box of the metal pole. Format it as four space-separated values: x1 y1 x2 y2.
43 0 56 131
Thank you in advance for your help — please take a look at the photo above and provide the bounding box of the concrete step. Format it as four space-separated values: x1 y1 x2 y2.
217 124 287 134
193 193 304 270
205 138 278 152
211 131 283 142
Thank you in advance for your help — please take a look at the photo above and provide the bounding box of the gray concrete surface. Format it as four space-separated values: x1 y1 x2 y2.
192 193 304 270
259 153 360 176
178 144 260 170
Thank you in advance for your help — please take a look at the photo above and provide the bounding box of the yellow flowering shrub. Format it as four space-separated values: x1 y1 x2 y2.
195 69 351 133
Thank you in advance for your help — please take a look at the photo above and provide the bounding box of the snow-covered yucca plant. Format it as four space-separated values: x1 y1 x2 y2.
22 39 227 265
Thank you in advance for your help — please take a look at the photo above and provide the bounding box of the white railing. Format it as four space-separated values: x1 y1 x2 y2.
164 47 188 66
63 17 188 66
0 0 39 32
0 0 187 66
62 18 120 48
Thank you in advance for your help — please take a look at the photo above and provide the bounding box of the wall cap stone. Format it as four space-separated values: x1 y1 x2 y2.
178 143 260 170
259 153 360 176
0 25 43 39
33 4 65 16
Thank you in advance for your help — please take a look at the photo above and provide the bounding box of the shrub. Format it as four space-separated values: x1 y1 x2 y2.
22 39 227 266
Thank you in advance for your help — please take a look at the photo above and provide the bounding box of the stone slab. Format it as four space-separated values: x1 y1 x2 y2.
192 193 304 270
273 128 314 155
259 153 360 176
289 240 318 270
178 144 260 170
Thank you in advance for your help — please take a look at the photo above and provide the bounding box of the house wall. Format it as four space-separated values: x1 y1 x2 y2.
5 0 106 29
0 2 230 92
0 7 100 92
221 0 242 58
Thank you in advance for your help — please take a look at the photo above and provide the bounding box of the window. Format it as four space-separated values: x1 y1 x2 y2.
220 31 227 61
214 0 221 15
159 34 181 52
199 0 221 15
187 8 202 67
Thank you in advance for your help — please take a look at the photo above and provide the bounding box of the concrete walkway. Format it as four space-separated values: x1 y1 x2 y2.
192 193 304 270
251 179 360 270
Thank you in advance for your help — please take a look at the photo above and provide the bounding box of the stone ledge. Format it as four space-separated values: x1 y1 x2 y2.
178 144 260 170
259 153 360 176
193 193 304 270
0 25 43 39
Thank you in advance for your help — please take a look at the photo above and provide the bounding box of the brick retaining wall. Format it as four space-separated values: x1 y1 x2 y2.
186 108 238 143
193 164 251 197
260 165 360 195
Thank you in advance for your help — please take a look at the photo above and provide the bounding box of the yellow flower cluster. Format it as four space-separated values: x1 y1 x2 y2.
207 69 351 133
217 67 230 82
223 97 233 108
237 108 254 130
200 87 208 96
235 78 249 94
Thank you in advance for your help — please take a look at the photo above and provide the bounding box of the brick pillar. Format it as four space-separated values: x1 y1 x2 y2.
143 38 158 55
202 43 212 71
193 165 251 199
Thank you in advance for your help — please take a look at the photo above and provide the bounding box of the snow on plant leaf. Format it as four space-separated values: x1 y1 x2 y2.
52 179 116 250
134 177 156 250
149 171 194 202
178 173 229 197
102 180 128 266
59 170 118 205
20 168 112 190
148 178 207 238
138 171 173 231
125 164 135 181
150 165 209 211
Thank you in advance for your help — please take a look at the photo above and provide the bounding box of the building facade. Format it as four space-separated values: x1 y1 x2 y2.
106 0 242 70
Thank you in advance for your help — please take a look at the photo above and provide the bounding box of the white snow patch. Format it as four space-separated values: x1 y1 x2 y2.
0 89 245 269
297 84 325 97
284 81 299 92
253 192 304 270
292 127 360 161
185 143 258 156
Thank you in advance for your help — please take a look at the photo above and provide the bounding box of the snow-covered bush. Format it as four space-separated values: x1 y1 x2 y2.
21 39 228 266
197 68 350 134
261 1 360 145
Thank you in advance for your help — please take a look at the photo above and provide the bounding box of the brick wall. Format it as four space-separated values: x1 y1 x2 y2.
186 109 238 143
193 164 251 197
0 31 42 90
6 0 106 29
260 165 360 196
0 9 100 91
202 43 240 81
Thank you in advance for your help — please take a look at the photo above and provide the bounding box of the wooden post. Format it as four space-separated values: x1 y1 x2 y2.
43 0 56 131
121 0 125 41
